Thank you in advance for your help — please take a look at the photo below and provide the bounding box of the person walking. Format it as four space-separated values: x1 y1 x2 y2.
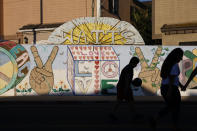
150 48 184 131
110 56 141 121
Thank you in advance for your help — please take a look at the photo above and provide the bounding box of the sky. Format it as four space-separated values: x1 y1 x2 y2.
138 0 152 1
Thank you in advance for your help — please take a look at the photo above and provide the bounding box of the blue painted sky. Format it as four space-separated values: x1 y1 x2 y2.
0 52 10 66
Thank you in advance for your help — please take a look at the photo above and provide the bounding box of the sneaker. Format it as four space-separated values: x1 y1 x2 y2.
149 117 157 131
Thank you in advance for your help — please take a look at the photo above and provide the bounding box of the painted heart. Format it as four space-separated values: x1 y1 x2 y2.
111 51 115 55
102 56 105 60
95 56 99 60
74 56 77 60
114 56 117 59
75 46 78 50
79 56 82 60
90 56 94 59
95 79 99 84
79 46 82 50
95 84 99 89
70 46 74 50
100 47 103 50
110 56 113 59
83 46 87 50
101 51 105 56
88 46 92 50
87 56 90 60
104 46 107 50
76 51 80 55
72 51 75 55
95 75 99 79
95 61 99 65
95 65 99 70
108 47 111 50
95 46 98 51
83 56 86 60
94 70 99 74
106 56 109 60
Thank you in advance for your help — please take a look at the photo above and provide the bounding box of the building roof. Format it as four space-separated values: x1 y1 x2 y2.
19 23 64 30
161 23 197 35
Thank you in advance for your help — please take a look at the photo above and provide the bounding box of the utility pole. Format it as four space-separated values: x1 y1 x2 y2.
40 0 43 24
97 0 101 17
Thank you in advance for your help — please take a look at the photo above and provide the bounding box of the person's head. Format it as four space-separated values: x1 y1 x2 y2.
132 78 142 87
129 57 140 68
160 48 183 78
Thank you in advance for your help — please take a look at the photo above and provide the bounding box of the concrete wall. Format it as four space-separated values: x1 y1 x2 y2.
1 42 197 97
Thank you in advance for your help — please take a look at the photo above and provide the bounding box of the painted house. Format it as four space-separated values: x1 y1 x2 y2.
67 45 119 95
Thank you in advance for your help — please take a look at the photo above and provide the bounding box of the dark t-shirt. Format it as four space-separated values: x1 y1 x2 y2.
117 64 134 100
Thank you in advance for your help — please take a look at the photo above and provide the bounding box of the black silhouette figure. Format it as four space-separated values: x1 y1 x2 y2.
150 48 184 131
110 57 141 121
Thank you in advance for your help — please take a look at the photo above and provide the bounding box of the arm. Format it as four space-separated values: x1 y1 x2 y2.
184 67 197 89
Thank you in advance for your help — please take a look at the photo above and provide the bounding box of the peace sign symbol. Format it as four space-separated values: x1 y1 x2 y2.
29 46 59 95
135 46 162 94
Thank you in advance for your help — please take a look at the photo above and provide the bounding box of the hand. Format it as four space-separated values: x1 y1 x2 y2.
29 46 59 95
135 47 162 94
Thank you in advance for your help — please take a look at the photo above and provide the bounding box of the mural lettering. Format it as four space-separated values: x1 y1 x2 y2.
48 17 145 45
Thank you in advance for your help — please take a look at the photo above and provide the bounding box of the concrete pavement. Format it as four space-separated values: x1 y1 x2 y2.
0 100 196 131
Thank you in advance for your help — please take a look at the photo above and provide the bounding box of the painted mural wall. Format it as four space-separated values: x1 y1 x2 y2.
1 42 197 96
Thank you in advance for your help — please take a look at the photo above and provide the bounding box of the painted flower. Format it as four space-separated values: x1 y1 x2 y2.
59 80 64 85
63 85 67 89
19 85 22 90
25 82 28 86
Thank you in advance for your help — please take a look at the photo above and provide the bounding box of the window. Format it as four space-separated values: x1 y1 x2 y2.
179 41 197 46
109 0 119 15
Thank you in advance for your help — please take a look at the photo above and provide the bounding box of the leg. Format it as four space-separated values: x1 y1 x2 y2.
112 99 122 114
128 100 136 118
150 90 170 130
109 99 122 120
128 97 144 122
171 90 181 129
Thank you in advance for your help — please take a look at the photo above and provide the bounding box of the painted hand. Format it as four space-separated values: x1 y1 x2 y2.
29 46 59 95
135 46 162 94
